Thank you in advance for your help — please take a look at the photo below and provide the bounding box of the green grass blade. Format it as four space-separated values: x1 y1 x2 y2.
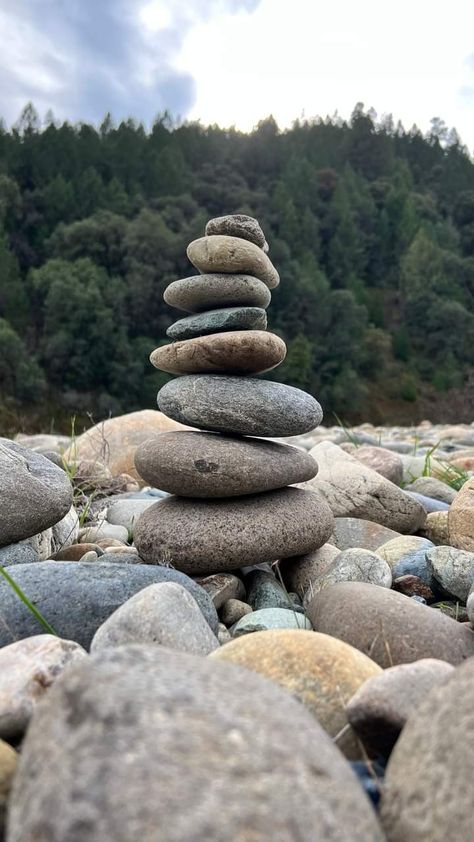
0 566 58 636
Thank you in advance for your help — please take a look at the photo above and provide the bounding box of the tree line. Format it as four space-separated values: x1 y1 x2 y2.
1 102 474 433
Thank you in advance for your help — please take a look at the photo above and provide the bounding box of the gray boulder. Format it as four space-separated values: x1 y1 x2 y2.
7 646 383 841
0 562 218 648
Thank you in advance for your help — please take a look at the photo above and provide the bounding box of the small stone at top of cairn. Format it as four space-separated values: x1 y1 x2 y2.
133 214 334 576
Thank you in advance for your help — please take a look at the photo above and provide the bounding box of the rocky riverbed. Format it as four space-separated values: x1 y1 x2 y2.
1 413 474 840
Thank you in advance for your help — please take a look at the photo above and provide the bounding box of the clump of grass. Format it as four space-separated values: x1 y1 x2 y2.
0 566 58 635
332 412 359 447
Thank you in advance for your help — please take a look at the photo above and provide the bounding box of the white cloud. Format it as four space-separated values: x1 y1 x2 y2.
176 0 474 150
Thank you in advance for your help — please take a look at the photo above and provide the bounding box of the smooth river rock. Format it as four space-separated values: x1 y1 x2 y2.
304 441 426 533
380 657 474 841
134 487 335 575
157 375 323 437
7 646 383 842
164 273 271 313
134 431 318 497
187 235 280 289
307 581 474 667
448 475 474 551
205 214 266 247
0 562 218 648
166 306 267 340
212 629 382 759
150 330 286 376
0 438 73 547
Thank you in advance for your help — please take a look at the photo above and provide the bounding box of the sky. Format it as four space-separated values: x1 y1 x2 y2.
1 0 473 149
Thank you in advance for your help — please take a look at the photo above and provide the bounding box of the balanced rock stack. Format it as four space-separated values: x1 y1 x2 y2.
134 215 334 575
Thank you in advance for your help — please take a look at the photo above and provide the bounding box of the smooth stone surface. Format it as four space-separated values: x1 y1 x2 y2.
187 235 280 289
151 330 286 376
348 444 404 485
80 522 129 544
164 273 271 313
426 545 474 601
134 487 334 576
0 438 73 547
99 551 142 564
448 476 474 551
331 518 401 551
422 510 450 544
63 410 190 484
195 573 245 609
91 582 219 655
220 598 252 625
405 476 457 504
135 431 318 498
405 491 449 513
0 739 17 834
244 569 293 610
231 608 312 637
106 499 156 534
310 548 392 596
0 562 218 648
305 442 426 533
212 630 382 759
307 581 474 667
378 536 434 568
166 306 267 340
0 635 87 742
380 657 474 841
158 375 323 437
346 659 454 757
205 214 266 247
467 585 474 627
280 543 341 600
8 646 383 842
0 543 40 566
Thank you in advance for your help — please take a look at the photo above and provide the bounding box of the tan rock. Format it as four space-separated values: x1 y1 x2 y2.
331 517 401 551
187 235 280 289
350 445 404 485
53 542 102 561
63 410 190 484
422 510 450 544
303 441 426 533
195 573 245 609
150 330 286 376
211 629 382 758
448 476 474 551
0 634 87 742
0 739 17 835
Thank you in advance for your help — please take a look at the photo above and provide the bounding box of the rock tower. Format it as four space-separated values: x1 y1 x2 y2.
134 215 334 575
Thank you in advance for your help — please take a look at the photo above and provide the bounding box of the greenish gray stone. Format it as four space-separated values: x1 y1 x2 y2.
166 306 267 340
157 375 323 437
244 569 293 610
231 608 312 637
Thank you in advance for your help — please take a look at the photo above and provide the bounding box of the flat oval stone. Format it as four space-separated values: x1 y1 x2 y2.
205 214 266 248
164 274 271 313
157 375 323 437
150 331 286 376
134 431 318 497
166 306 267 340
134 487 335 575
187 236 280 289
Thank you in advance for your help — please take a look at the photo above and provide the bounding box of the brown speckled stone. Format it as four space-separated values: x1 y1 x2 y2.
150 331 286 376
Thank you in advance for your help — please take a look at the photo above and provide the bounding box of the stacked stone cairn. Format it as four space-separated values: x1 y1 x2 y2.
134 215 334 576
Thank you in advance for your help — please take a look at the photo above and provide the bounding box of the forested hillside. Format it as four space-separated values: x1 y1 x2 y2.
1 102 474 433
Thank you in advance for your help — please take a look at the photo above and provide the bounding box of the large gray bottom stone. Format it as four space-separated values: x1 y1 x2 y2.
7 646 383 842
157 375 323 437
0 562 218 648
134 488 335 576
